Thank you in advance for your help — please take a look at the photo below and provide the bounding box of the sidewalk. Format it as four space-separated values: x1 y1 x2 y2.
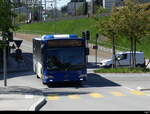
0 53 46 111
0 86 46 111
0 53 33 74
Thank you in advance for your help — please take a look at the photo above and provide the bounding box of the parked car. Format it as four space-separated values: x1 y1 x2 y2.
99 51 146 68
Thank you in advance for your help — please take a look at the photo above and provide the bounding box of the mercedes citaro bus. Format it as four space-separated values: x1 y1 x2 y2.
33 34 89 85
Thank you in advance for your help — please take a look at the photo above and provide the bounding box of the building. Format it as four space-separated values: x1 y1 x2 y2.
87 0 150 15
12 0 43 22
67 0 87 16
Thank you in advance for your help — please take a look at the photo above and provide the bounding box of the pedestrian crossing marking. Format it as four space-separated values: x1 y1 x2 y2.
47 94 60 100
130 90 147 96
110 92 126 96
47 90 150 101
89 93 104 98
68 95 80 99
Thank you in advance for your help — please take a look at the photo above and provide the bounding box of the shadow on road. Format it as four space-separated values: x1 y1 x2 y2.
46 73 121 88
0 86 42 96
84 73 121 87
43 73 121 97
0 53 34 80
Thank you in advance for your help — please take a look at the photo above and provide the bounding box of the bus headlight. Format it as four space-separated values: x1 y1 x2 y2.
79 74 87 78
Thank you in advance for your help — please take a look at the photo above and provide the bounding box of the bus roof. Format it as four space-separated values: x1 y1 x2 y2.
34 34 82 41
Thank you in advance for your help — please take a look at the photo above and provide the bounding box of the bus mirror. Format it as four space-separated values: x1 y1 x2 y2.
86 48 89 55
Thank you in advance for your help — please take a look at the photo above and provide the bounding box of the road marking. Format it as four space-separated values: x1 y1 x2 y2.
89 93 104 98
110 91 126 97
25 95 34 99
123 86 134 91
123 86 150 96
68 95 80 99
130 90 147 96
47 94 60 100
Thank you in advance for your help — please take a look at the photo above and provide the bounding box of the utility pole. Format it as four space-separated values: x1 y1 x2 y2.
3 36 7 87
54 0 57 34
95 33 98 65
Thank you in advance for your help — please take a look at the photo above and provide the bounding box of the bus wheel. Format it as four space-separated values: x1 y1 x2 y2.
42 81 47 85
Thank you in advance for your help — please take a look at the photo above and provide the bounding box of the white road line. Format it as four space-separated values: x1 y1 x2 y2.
25 95 34 99
123 86 134 91
123 86 150 97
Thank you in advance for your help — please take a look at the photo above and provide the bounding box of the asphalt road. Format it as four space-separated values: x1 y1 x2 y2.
9 38 150 111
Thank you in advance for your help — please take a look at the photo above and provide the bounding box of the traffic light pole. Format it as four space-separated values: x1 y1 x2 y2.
3 37 7 87
95 34 99 65
3 47 7 87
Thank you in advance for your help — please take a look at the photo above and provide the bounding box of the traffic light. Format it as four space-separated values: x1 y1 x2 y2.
7 32 13 41
85 30 90 40
82 30 90 40
82 31 86 39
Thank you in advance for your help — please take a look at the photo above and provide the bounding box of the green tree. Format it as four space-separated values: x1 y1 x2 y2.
0 0 17 41
113 0 150 68
93 7 120 68
94 0 150 68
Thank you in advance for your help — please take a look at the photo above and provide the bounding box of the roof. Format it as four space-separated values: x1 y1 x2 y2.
33 34 82 41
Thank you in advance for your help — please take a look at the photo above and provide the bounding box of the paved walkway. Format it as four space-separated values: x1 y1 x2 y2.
0 86 45 111
0 50 46 111
0 53 33 74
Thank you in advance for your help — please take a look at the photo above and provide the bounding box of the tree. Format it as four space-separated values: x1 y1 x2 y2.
0 0 17 38
112 0 150 68
0 0 18 86
93 7 121 68
94 0 150 69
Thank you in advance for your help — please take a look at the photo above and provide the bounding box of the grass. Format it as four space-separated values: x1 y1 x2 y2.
17 17 150 59
94 68 150 73
18 17 99 39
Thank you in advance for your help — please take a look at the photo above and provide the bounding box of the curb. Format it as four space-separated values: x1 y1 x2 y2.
29 97 47 111
137 86 150 91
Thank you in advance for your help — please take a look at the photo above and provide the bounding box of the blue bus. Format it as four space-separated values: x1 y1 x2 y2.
33 34 89 85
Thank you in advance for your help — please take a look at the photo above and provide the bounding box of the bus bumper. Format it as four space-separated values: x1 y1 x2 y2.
42 75 87 84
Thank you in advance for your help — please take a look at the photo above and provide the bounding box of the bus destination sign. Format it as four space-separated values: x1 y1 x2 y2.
48 40 83 47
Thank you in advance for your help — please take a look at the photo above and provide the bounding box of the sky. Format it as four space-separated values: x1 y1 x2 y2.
42 0 71 10
43 0 91 10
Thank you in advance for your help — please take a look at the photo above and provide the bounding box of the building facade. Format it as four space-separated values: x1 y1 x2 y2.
87 0 150 15
67 0 87 16
12 0 43 22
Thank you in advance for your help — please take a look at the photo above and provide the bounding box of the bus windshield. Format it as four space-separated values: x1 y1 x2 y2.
46 47 85 71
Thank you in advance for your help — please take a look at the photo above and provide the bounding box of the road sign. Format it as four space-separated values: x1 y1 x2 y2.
11 44 16 49
14 40 23 48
